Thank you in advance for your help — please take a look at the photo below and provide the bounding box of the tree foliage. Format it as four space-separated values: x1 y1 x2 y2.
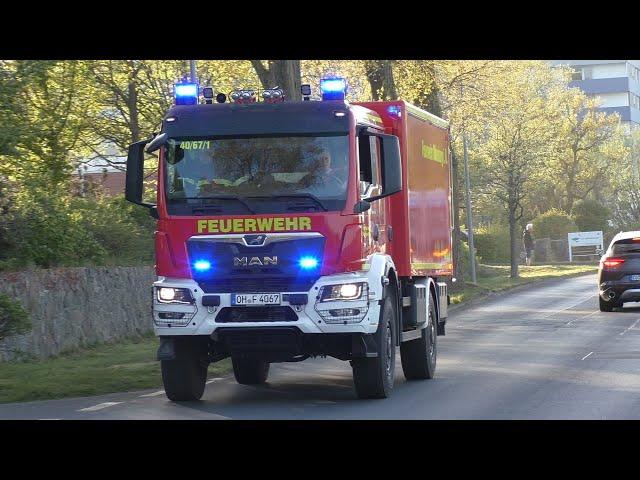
0 59 635 276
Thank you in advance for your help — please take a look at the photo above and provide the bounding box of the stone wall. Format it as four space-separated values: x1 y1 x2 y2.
0 266 155 362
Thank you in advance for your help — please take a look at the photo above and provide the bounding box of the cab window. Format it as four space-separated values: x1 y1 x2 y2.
358 135 381 196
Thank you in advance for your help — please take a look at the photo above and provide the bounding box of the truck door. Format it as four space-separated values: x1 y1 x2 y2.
358 133 388 255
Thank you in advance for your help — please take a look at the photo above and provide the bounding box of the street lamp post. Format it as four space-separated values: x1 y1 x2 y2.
462 130 477 284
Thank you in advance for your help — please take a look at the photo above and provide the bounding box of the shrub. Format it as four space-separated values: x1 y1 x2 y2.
532 209 578 240
1 187 155 270
0 293 30 341
572 199 610 233
473 224 511 263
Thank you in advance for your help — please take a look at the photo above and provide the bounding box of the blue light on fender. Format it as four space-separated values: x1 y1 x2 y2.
320 77 347 101
387 105 402 118
299 256 319 270
193 260 211 272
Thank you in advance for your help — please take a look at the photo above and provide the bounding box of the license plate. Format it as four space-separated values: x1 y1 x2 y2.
232 293 281 306
630 275 640 281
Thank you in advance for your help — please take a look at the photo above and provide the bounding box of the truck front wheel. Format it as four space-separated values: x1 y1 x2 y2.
352 291 396 399
400 294 437 380
232 357 270 385
161 340 208 402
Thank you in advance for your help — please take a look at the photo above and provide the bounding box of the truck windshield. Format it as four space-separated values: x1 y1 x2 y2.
165 135 349 215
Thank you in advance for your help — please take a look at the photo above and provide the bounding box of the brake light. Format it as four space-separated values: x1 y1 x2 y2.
603 257 625 268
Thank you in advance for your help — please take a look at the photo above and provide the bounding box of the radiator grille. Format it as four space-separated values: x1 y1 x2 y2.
216 306 298 323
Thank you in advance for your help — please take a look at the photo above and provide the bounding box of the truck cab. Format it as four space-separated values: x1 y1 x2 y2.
126 79 451 400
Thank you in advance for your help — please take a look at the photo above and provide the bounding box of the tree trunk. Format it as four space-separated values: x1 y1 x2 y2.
509 207 519 279
364 60 397 100
128 80 139 144
250 60 301 102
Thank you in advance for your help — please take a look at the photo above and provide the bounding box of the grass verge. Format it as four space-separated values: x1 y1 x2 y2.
0 334 232 404
450 263 598 305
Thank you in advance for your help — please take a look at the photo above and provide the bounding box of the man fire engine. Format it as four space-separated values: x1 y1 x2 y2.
125 77 453 400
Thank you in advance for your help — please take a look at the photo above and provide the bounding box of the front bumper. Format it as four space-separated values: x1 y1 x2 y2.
152 272 384 337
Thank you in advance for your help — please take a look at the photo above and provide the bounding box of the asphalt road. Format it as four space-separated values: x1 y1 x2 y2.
2 273 640 420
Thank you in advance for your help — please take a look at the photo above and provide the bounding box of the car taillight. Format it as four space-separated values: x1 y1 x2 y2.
603 257 625 268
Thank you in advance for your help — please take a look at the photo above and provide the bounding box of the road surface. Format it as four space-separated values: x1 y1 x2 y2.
2 274 640 419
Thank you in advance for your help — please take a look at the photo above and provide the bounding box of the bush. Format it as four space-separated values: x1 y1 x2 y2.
532 209 578 240
1 187 155 270
0 293 30 341
474 224 511 263
572 199 610 233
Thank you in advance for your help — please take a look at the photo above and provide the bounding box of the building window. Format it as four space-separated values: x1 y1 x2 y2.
582 67 593 80
631 93 640 110
571 67 582 81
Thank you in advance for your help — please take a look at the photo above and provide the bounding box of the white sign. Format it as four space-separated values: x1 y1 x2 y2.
568 231 603 261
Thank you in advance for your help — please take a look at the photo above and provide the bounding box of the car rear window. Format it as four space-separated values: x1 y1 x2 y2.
612 238 640 254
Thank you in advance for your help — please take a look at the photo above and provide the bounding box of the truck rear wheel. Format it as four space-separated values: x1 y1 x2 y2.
232 357 270 385
401 294 437 380
161 340 208 402
352 291 396 399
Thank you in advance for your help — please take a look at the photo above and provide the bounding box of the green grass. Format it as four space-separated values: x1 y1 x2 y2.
0 334 232 404
450 263 598 305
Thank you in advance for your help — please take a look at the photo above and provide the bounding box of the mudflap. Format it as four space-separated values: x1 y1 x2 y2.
157 337 176 361
437 282 448 336
352 333 379 358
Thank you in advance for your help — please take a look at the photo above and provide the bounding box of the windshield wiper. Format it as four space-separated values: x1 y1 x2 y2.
245 194 328 212
175 196 256 214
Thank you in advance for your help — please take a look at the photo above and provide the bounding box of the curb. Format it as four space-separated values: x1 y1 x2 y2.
447 270 597 314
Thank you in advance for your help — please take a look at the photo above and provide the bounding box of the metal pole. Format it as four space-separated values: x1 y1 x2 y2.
462 131 477 284
190 60 197 84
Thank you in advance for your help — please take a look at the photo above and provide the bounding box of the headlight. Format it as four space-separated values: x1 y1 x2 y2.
315 282 369 324
319 282 367 302
156 287 194 304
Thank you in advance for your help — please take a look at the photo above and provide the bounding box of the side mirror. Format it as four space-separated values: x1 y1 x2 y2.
125 138 155 208
365 133 402 203
354 200 371 214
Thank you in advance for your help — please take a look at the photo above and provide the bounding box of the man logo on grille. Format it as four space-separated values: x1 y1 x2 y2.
244 234 267 246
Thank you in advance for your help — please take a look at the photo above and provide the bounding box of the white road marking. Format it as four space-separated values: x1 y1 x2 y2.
38 418 62 420
139 390 166 398
206 377 223 384
566 309 600 326
581 352 594 361
78 402 124 412
619 318 640 336
540 294 595 320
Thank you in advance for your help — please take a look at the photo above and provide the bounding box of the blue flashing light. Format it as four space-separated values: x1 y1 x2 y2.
299 256 319 270
320 77 347 101
387 105 402 118
175 82 199 105
193 260 211 272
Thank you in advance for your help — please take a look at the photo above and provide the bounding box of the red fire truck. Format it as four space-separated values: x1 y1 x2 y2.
125 78 453 400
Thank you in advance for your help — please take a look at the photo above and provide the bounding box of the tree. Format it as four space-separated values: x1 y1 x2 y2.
545 87 624 212
572 199 610 232
1 61 92 187
362 60 397 100
468 61 565 278
250 60 301 101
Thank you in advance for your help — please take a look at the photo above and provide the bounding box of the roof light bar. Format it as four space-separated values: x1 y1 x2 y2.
320 77 347 101
174 82 199 105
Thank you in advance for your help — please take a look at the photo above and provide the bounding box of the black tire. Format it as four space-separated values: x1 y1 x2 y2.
352 290 396 399
599 296 622 312
401 294 437 380
161 340 208 402
232 357 270 385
